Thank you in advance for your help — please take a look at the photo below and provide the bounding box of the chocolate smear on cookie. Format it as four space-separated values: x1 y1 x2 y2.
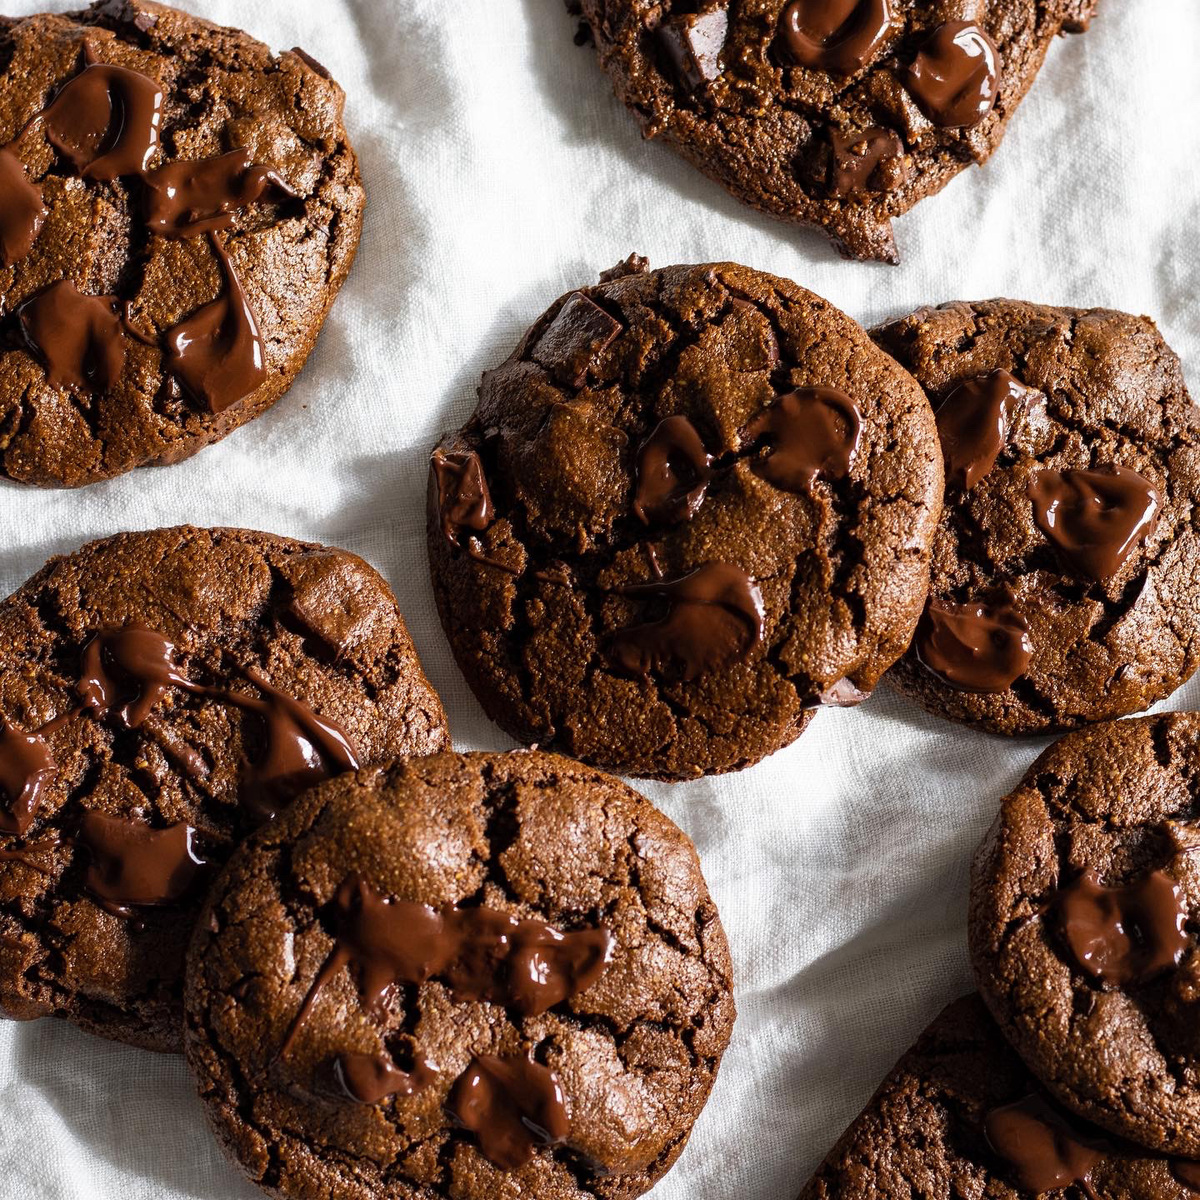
18 282 128 389
0 721 57 835
745 387 862 494
0 148 46 265
984 1094 1104 1194
916 596 1032 692
432 448 495 546
778 0 892 74
633 415 714 525
936 369 1040 491
334 1052 437 1105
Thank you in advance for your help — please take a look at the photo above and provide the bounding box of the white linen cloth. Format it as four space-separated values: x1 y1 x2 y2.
0 0 1197 1196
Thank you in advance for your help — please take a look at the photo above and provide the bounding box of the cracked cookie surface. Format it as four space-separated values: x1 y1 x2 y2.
970 714 1200 1155
0 525 448 1051
0 0 363 487
798 993 1185 1200
875 299 1200 735
183 749 735 1200
427 258 943 781
573 0 1096 263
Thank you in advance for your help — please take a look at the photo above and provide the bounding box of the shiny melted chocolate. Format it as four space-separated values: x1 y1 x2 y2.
936 369 1038 491
609 562 765 681
0 147 46 266
906 21 1000 130
1056 868 1188 985
829 127 905 196
282 875 614 1055
916 597 1032 693
78 626 198 728
334 1051 437 1105
1028 464 1160 581
778 0 892 74
633 415 714 525
18 282 127 390
164 232 266 413
0 721 57 835
745 387 862 494
984 1094 1104 1194
448 1054 570 1170
78 813 207 915
431 448 495 547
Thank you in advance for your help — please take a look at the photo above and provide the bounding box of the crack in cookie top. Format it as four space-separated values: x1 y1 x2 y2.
428 259 943 780
0 1 364 486
574 0 1096 262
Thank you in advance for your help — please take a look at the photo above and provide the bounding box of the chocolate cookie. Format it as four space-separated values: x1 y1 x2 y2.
969 713 1200 1155
0 0 364 487
572 1 1096 262
873 299 1200 736
0 526 448 1051
798 992 1196 1200
183 749 735 1200
427 258 943 780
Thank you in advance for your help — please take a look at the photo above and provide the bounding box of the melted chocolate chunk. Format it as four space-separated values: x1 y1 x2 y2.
431 448 494 547
0 147 46 266
609 562 765 681
164 233 266 413
78 813 207 914
916 597 1032 693
0 721 56 836
1028 464 1161 581
18 282 127 389
936 369 1038 491
448 1055 570 1170
778 0 893 75
1173 1160 1200 1191
42 58 163 180
745 387 862 494
985 1094 1104 1193
531 291 622 388
282 876 613 1054
232 669 361 824
658 9 729 90
334 1052 437 1105
143 147 296 238
1055 868 1188 985
906 21 1000 130
78 626 197 728
829 127 906 196
632 415 714 525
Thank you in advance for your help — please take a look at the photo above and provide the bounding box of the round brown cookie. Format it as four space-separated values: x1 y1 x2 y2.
572 0 1097 263
969 713 1200 1156
426 258 943 780
0 0 364 487
799 992 1194 1200
0 526 448 1052
183 749 735 1200
873 299 1200 736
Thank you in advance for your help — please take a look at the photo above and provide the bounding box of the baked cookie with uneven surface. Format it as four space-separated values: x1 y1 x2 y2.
798 992 1197 1200
970 713 1200 1156
427 257 943 780
571 0 1097 262
0 526 447 1051
183 749 735 1200
0 0 363 486
874 299 1200 736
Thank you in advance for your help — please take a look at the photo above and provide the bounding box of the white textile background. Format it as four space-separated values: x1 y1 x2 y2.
0 1 1197 1197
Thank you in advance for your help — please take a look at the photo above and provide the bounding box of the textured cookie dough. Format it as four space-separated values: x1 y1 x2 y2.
428 258 943 780
0 526 448 1051
971 714 1200 1155
875 299 1200 735
798 993 1188 1200
0 0 363 486
573 0 1097 262
184 750 736 1200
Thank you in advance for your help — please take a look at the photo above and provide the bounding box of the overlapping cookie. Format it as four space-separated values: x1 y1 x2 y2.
184 750 735 1200
428 256 943 780
573 1 1097 261
875 299 1200 735
0 0 363 486
0 526 448 1050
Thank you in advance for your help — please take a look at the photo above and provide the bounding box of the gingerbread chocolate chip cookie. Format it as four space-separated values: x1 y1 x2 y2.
798 993 1193 1200
183 750 735 1200
0 526 448 1051
427 258 943 780
0 0 364 487
970 714 1200 1156
874 300 1200 736
572 1 1097 262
